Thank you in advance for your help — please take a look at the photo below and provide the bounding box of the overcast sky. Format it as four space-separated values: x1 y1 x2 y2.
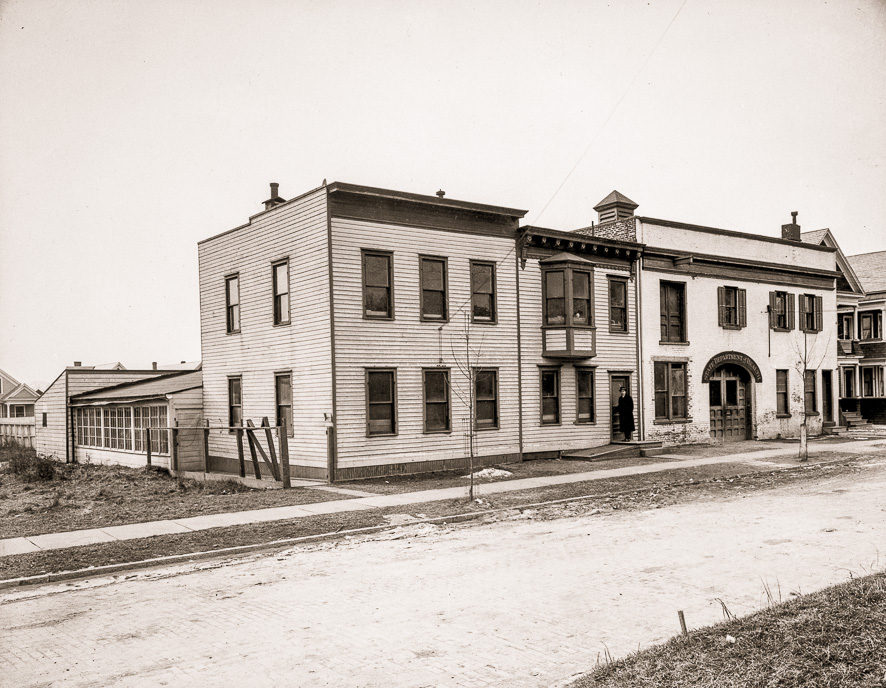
1 0 884 390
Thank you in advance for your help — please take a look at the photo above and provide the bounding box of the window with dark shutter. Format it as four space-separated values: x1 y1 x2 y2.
804 370 817 413
776 370 789 415
718 286 745 328
660 281 686 343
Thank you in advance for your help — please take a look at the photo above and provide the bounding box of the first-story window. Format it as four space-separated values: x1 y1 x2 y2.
225 274 240 333
654 362 687 421
776 370 789 415
366 369 396 435
576 368 595 423
275 373 293 435
540 368 561 425
228 376 242 431
475 369 499 430
804 370 817 414
134 405 169 453
423 369 450 432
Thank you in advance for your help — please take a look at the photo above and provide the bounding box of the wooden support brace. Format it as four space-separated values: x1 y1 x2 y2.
246 420 277 481
245 425 262 479
260 417 281 480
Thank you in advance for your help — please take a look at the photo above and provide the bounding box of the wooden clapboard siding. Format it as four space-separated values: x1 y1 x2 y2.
34 369 163 461
519 261 638 453
330 217 521 468
198 188 332 470
33 372 67 459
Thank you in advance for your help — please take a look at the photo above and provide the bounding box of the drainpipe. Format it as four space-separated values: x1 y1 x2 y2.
635 251 645 441
515 245 524 461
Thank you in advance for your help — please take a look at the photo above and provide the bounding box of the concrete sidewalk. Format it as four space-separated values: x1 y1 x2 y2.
2 437 883 558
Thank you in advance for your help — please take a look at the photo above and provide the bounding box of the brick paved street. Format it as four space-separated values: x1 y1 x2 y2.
2 460 885 688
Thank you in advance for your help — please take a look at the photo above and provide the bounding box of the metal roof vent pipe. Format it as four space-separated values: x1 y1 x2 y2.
781 211 801 241
152 362 157 370
263 182 287 210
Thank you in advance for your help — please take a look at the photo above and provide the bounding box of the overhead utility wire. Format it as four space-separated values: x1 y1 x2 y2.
530 0 691 226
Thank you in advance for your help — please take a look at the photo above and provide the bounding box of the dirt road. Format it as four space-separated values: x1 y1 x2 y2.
2 460 885 688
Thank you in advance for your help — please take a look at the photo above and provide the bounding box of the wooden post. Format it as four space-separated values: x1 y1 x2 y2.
279 420 291 489
236 427 245 478
245 424 262 480
202 419 210 473
678 610 688 636
261 417 280 479
171 425 179 472
145 428 152 467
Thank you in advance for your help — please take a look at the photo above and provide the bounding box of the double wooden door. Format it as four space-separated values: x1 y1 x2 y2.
709 366 749 442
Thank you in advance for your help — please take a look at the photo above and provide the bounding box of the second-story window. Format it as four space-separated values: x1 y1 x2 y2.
420 257 447 321
859 311 882 340
799 294 823 333
769 291 795 331
660 281 686 343
718 286 746 329
362 250 393 319
838 313 854 340
543 268 592 327
470 261 497 323
609 279 628 332
225 274 240 333
272 260 290 325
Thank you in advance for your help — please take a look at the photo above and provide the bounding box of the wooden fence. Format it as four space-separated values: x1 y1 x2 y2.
0 417 36 448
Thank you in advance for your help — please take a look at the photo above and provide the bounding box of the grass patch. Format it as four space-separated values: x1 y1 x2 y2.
573 571 886 688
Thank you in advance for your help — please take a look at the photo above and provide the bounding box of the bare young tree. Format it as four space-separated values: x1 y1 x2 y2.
791 328 831 461
447 312 489 501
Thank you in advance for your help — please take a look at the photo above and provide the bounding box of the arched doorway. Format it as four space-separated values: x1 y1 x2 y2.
708 364 751 442
701 351 762 443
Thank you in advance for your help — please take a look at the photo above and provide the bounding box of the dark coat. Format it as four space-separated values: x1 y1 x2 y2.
616 394 635 435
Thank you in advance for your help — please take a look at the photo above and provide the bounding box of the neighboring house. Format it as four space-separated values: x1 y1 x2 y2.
576 197 839 444
800 229 870 427
0 367 39 418
68 370 203 469
0 368 40 448
34 363 171 461
846 250 886 423
198 182 642 481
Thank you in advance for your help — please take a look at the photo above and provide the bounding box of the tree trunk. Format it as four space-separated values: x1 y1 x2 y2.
799 421 808 461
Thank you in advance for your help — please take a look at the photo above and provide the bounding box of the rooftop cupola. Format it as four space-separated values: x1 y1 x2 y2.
594 190 638 224
263 182 287 210
781 211 800 241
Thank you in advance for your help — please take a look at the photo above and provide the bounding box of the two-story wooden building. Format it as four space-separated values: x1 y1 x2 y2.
197 182 643 480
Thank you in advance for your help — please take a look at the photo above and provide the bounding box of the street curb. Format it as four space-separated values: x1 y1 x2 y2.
0 455 866 591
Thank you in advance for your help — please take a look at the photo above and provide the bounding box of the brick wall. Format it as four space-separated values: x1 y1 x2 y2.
574 217 637 243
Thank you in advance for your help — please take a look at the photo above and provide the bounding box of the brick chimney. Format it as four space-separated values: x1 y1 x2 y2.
781 211 800 241
594 190 638 224
263 182 287 210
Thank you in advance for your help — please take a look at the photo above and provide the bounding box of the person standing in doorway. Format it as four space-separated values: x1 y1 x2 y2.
616 386 635 441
